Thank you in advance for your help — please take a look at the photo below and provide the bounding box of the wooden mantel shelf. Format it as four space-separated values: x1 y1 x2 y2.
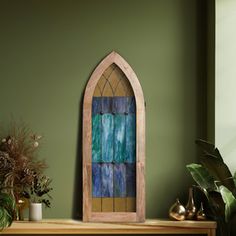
1 219 216 235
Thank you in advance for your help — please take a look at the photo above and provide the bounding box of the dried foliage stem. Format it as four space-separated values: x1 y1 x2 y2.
0 122 46 200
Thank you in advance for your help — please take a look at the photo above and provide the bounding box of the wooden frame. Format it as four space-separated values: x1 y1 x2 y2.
83 51 145 222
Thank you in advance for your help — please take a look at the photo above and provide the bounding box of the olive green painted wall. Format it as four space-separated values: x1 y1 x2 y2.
0 0 208 218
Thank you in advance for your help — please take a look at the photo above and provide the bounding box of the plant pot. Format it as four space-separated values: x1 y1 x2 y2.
29 203 42 221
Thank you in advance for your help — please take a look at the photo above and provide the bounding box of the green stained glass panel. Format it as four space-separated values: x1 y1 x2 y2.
92 114 101 162
114 114 126 163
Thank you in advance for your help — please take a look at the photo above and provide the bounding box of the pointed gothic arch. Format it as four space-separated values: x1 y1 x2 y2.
83 51 145 222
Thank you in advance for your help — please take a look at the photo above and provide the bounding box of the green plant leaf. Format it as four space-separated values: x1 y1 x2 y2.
219 185 236 222
195 139 236 195
208 190 226 219
195 139 223 161
200 155 236 195
186 163 216 190
234 171 236 187
0 192 15 231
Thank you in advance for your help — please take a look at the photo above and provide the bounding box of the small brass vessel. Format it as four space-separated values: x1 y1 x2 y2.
196 202 207 220
15 197 29 221
185 187 197 220
169 198 186 221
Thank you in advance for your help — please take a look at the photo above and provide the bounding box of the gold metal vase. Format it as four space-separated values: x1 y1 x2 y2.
169 198 186 221
15 197 28 221
185 187 197 220
196 202 207 220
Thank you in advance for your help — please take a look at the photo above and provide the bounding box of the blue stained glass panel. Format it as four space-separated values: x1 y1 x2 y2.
126 163 136 197
114 164 126 197
102 97 113 113
113 97 127 113
92 114 102 162
92 97 101 115
114 115 126 163
112 97 135 114
92 97 135 114
126 114 136 163
101 163 113 197
92 163 102 197
127 97 136 113
102 114 113 162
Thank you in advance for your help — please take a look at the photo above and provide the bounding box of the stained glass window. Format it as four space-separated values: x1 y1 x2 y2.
91 64 136 212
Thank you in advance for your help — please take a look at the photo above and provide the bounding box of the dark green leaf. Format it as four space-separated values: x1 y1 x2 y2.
0 192 15 231
195 139 223 161
219 185 236 222
186 163 216 190
195 139 236 195
200 154 236 195
234 171 236 187
208 190 225 219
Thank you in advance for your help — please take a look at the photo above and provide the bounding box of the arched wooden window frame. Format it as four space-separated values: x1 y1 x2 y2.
83 51 145 222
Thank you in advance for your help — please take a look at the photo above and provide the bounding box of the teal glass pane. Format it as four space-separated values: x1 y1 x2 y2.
126 114 136 163
102 114 113 162
92 114 101 162
114 114 126 163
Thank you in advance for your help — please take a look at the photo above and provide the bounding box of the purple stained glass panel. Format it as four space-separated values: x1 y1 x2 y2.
92 163 102 197
101 163 113 197
114 164 126 197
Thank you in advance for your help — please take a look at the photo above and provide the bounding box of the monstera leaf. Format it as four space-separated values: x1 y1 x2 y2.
196 140 236 196
219 186 236 222
0 192 15 230
186 163 217 191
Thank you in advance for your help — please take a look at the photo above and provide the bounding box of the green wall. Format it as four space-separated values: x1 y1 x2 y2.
0 0 208 218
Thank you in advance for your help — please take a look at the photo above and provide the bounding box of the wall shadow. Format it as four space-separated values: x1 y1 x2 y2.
196 0 215 142
196 0 208 142
72 90 84 220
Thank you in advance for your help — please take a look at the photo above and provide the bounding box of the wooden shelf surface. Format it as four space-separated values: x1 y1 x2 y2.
1 219 217 235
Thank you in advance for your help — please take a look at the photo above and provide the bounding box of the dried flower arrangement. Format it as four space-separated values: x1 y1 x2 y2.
0 122 52 211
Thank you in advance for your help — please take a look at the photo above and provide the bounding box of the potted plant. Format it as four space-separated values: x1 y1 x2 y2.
187 139 236 236
0 122 51 220
24 174 52 221
0 191 16 230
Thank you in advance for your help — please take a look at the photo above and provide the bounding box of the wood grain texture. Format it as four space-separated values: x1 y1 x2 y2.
83 51 145 222
2 219 216 235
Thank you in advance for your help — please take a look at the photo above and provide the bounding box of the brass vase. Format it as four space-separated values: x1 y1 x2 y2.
15 197 29 221
169 198 186 221
185 187 197 220
196 202 207 220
